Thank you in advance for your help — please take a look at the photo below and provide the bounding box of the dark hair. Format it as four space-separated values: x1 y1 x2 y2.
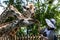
47 27 55 30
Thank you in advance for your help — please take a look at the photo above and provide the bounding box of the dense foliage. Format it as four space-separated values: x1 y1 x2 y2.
3 0 60 35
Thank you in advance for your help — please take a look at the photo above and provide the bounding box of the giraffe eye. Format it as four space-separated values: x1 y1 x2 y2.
26 8 29 10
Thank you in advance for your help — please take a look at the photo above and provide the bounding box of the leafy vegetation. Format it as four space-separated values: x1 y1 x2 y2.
3 0 60 35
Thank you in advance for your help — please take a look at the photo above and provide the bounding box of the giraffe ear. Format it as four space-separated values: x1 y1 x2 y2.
23 6 26 9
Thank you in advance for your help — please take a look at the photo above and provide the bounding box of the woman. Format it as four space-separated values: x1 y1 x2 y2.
40 18 57 40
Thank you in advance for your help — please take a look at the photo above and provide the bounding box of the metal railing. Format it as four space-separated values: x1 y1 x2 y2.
0 35 60 40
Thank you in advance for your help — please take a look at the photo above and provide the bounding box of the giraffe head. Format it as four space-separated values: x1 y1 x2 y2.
23 2 35 17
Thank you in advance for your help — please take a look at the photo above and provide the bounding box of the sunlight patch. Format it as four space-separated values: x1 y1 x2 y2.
0 7 5 15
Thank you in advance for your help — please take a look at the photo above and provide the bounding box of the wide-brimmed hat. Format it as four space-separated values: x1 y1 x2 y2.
45 18 56 29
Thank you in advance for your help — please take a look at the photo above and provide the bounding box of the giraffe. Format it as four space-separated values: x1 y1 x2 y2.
0 5 35 38
0 4 40 40
23 2 40 33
